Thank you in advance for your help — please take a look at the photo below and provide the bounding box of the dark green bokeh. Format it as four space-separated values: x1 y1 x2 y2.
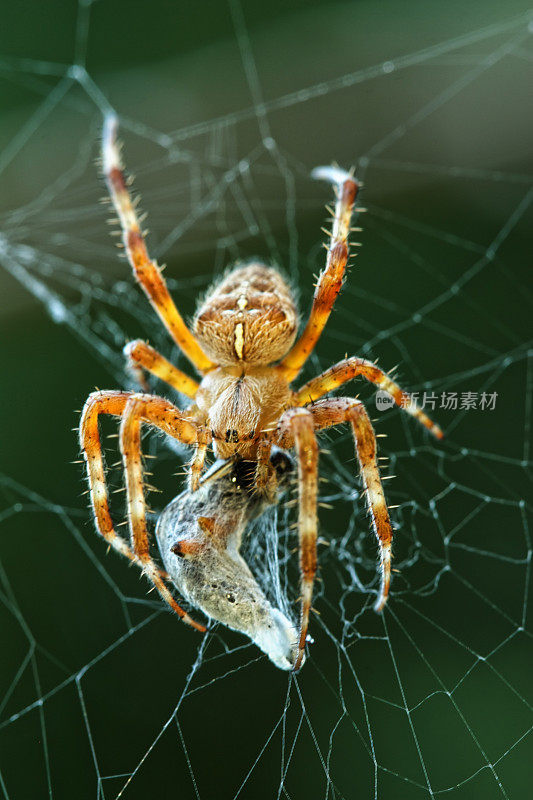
1 1 532 798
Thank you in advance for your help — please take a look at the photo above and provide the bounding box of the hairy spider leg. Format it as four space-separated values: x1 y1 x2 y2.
80 390 137 563
277 167 359 384
124 340 199 397
255 438 274 495
276 408 318 671
276 396 398 667
295 356 444 439
80 390 205 630
119 394 208 629
310 397 395 613
188 425 211 492
102 114 213 373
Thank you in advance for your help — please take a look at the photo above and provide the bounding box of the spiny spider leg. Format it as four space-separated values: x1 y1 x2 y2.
102 114 214 373
79 390 205 630
276 408 318 671
295 356 443 439
80 390 138 564
124 339 199 397
277 166 359 384
307 397 396 613
119 394 208 630
276 396 397 667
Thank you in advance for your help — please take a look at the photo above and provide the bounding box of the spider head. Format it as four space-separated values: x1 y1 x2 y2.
206 383 261 458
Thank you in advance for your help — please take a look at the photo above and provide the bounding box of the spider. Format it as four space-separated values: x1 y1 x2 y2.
79 115 443 671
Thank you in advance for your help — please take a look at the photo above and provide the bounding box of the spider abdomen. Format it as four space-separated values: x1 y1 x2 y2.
193 262 298 365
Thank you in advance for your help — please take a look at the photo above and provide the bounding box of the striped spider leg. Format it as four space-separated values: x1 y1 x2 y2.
277 400 386 671
276 165 359 385
277 394 440 671
79 390 209 630
123 339 200 397
272 168 442 667
293 358 443 636
102 114 214 382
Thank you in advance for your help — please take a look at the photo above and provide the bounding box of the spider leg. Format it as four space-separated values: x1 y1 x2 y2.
80 390 137 564
276 396 396 662
124 339 199 397
295 356 443 439
119 394 206 630
189 425 211 492
276 408 318 671
276 167 359 384
309 397 394 612
102 115 214 373
255 438 273 496
79 390 205 630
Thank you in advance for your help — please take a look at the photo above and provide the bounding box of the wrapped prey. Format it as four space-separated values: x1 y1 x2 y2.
156 449 303 670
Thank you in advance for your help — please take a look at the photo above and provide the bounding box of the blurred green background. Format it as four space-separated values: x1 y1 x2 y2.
0 1 532 798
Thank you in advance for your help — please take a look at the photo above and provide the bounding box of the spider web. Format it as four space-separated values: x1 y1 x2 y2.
0 1 532 797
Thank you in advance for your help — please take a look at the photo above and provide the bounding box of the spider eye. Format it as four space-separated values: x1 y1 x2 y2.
225 429 239 443
248 430 256 439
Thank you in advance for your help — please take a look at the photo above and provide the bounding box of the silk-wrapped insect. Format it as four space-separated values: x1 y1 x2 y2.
156 450 301 670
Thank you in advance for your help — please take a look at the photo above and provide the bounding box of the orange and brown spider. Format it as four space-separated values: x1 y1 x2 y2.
79 115 443 670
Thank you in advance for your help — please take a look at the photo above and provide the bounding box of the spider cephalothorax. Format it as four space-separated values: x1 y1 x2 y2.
192 262 297 459
79 115 442 670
